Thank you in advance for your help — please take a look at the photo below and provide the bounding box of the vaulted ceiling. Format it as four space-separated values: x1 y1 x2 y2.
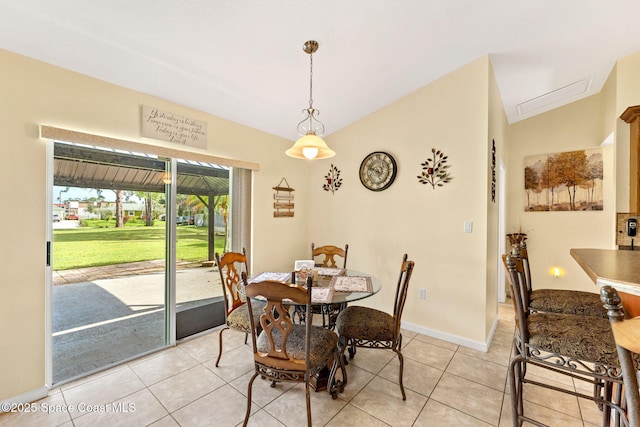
3 1 640 141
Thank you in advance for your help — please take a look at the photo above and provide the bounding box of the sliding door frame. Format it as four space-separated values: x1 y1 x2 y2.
44 126 258 386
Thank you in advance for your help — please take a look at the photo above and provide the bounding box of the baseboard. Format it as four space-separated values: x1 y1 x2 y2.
1 386 49 412
401 318 498 353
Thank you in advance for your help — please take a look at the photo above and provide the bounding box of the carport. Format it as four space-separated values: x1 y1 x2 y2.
54 140 229 261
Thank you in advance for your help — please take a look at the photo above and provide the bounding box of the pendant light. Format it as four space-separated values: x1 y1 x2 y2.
285 40 335 160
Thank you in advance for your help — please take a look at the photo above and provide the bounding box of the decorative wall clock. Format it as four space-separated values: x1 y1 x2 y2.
359 151 397 191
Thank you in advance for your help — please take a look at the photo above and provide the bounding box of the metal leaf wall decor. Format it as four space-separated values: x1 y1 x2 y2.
323 164 342 194
417 148 453 189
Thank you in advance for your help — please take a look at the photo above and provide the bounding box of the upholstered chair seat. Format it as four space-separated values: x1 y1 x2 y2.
227 300 266 332
527 312 630 366
513 246 607 318
256 324 338 368
335 306 394 342
529 289 607 318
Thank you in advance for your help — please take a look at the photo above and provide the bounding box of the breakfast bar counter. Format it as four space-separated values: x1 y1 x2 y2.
570 248 640 317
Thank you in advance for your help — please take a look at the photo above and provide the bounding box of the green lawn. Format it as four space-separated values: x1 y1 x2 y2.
53 221 226 270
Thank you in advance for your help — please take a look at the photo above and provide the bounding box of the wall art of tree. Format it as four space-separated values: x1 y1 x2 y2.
523 148 603 211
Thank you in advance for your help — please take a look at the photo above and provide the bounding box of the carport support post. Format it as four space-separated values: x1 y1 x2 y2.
208 193 215 261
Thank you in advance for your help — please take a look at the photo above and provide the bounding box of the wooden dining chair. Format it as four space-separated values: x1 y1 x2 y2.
242 274 342 427
503 253 634 427
309 243 349 328
335 253 414 400
214 249 265 367
514 244 607 318
312 243 349 269
601 285 640 427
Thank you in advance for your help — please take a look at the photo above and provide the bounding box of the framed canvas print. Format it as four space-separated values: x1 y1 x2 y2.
524 148 603 212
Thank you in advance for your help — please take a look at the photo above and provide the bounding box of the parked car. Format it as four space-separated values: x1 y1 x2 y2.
66 214 78 220
53 213 61 222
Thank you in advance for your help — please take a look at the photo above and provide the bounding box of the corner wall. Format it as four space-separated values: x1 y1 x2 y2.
486 60 508 335
307 56 495 344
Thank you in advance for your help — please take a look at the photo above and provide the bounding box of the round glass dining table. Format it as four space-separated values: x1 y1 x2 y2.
248 269 381 306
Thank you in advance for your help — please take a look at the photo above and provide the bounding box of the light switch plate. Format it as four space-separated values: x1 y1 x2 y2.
464 221 473 233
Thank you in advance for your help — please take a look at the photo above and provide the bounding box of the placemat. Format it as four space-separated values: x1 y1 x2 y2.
330 276 373 293
311 287 334 304
248 271 290 283
316 267 346 277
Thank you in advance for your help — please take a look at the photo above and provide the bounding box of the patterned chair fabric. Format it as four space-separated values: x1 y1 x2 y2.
527 312 619 365
256 324 337 369
515 246 607 318
336 254 415 400
243 275 343 427
226 300 266 333
529 288 607 318
503 253 632 426
335 307 394 342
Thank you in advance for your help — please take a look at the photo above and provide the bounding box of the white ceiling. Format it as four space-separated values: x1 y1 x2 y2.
2 0 640 141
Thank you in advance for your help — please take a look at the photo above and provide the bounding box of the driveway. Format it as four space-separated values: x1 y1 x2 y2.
53 219 80 229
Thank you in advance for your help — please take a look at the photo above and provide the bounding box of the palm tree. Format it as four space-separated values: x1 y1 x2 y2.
218 196 229 252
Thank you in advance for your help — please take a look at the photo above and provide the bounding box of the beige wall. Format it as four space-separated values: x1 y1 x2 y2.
0 49 310 401
308 56 497 344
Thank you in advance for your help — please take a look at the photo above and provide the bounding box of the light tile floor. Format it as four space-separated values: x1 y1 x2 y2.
1 304 607 426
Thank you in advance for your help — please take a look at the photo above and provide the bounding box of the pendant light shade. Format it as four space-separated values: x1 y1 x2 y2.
286 40 335 160
286 132 336 159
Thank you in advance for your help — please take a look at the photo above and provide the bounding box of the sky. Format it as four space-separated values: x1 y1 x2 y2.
54 186 118 202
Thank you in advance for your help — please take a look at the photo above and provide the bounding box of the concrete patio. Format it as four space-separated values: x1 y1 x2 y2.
53 262 224 384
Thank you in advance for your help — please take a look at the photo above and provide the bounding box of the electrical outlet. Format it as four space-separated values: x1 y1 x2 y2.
419 288 426 299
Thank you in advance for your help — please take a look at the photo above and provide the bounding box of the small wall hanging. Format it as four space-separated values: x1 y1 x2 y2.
323 164 343 194
491 139 497 203
417 148 453 189
273 177 294 217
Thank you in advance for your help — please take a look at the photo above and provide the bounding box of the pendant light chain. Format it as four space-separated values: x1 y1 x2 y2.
308 52 314 109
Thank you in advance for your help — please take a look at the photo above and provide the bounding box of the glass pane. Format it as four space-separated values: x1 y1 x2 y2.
175 160 230 339
52 142 167 384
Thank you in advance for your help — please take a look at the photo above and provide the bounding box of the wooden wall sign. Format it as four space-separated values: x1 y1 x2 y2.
273 177 294 217
141 105 207 149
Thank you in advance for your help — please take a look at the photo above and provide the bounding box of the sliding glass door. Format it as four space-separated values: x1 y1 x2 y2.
50 142 232 384
52 142 169 383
